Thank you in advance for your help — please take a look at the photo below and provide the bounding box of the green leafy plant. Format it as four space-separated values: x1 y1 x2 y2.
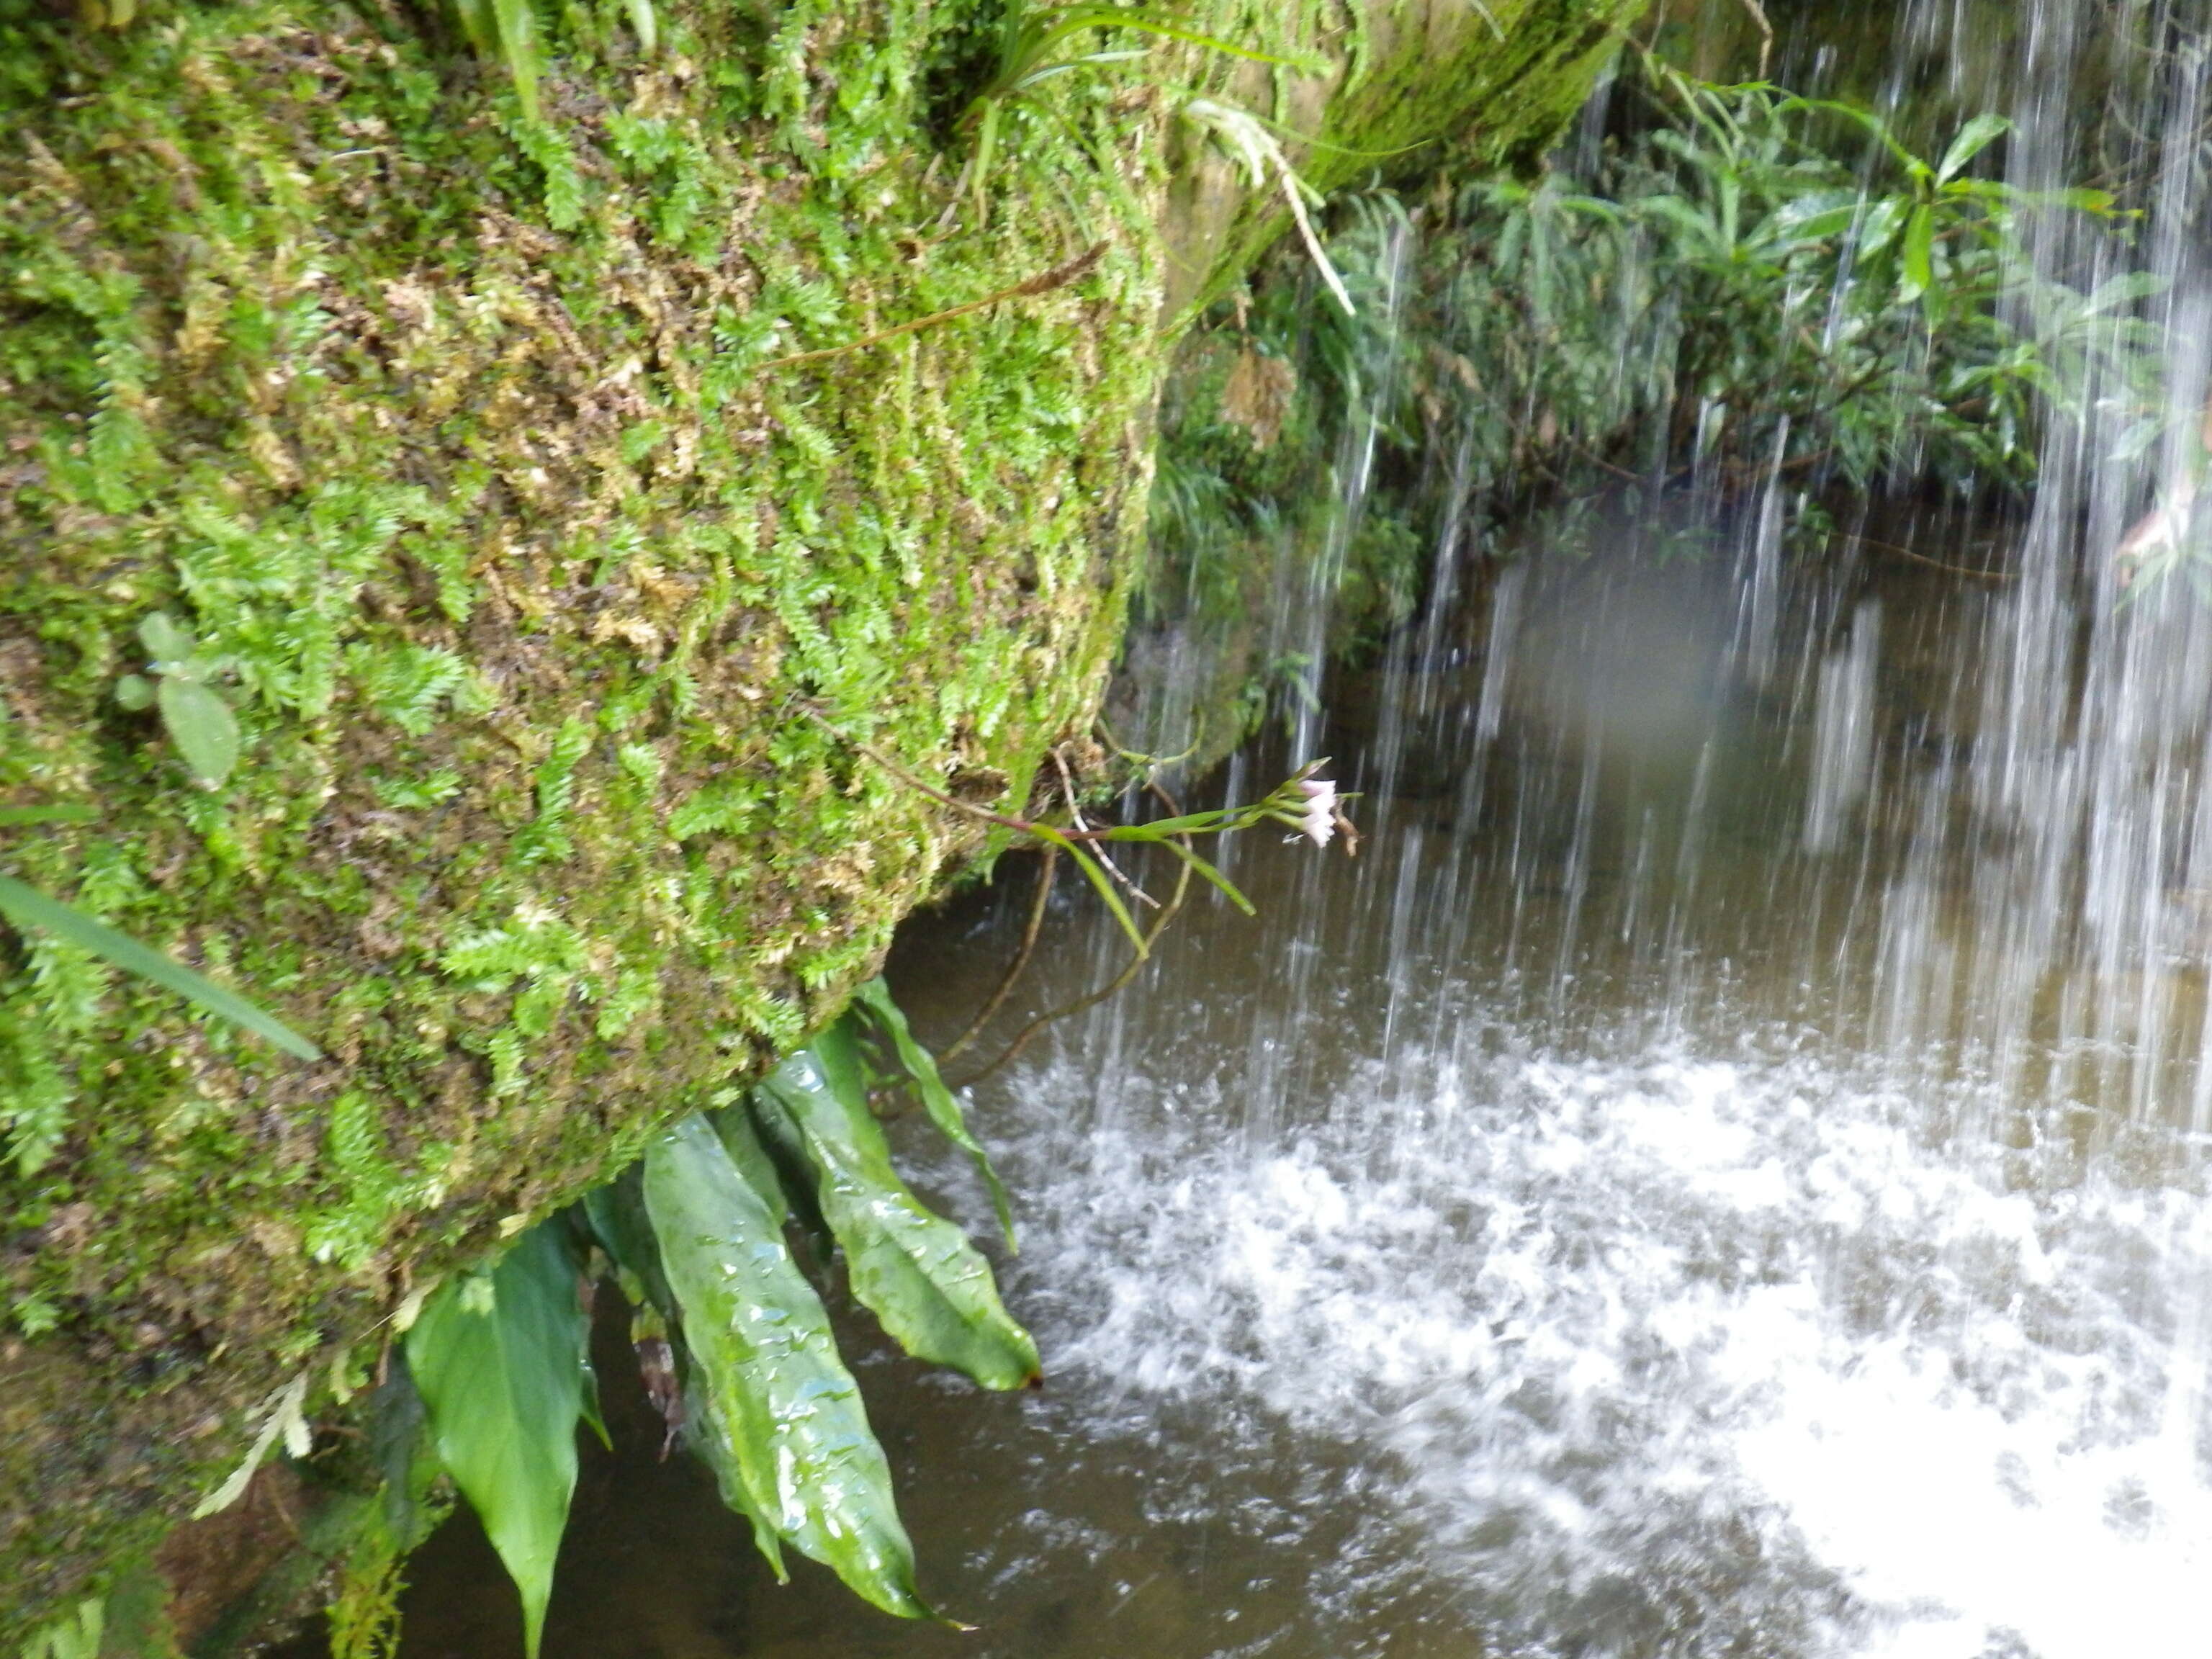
950 3 1298 218
642 1111 935 1616
17 1596 102 1659
405 1226 594 1658
114 611 240 790
383 980 1035 1645
1142 54 2164 733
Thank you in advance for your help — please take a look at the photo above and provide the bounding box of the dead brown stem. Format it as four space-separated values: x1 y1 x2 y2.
938 845 1059 1064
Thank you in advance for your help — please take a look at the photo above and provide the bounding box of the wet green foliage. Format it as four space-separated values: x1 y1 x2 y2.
757 1025 1039 1389
850 976 1014 1238
393 981 1031 1637
404 1225 590 1659
1143 52 2162 733
645 1112 934 1617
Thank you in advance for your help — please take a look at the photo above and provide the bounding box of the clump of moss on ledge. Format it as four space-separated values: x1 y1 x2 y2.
0 0 1639 1637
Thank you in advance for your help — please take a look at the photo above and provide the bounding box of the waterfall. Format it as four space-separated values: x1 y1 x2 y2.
922 6 2212 1655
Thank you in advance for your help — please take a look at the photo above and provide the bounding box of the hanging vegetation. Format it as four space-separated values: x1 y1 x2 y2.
1141 50 2167 739
383 981 1033 1648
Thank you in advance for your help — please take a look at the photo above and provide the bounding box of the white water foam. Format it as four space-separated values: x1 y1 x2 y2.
997 1031 2212 1658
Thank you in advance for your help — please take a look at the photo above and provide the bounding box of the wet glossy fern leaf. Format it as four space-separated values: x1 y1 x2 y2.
852 976 1017 1243
405 1225 592 1659
759 1026 1040 1390
642 1112 932 1619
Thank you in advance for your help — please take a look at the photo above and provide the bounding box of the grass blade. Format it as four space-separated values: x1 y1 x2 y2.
490 0 541 117
0 876 320 1060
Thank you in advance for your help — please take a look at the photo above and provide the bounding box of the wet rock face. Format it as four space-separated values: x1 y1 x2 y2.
0 0 1635 1637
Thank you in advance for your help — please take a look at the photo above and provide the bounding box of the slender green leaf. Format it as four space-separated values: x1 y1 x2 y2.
449 0 498 57
644 1113 930 1619
1032 6 1298 69
0 806 96 827
2049 185 2118 215
1004 48 1148 94
405 1226 590 1659
624 0 655 53
1030 827 1145 957
1779 96 1923 175
1901 202 1936 300
1936 112 2010 183
1099 808 1241 837
850 979 1015 1243
490 0 541 118
157 677 240 788
1154 837 1256 914
762 1040 1038 1390
0 876 320 1059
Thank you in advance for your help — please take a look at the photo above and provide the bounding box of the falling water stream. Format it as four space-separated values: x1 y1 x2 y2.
374 2 2212 1655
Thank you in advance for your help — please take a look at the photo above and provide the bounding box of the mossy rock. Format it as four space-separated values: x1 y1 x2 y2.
0 0 1635 1637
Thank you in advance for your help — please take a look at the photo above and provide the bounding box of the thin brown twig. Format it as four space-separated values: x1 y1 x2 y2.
1838 530 2017 580
938 845 1059 1064
807 708 1146 846
951 783 1193 1091
758 241 1107 374
1739 0 1774 77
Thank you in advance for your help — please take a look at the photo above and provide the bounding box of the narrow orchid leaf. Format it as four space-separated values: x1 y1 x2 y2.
1030 827 1145 957
1154 837 1255 914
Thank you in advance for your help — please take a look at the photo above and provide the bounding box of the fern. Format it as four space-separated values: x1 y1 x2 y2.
513 718 593 868
441 911 589 991
667 778 761 841
349 643 472 737
0 1007 75 1177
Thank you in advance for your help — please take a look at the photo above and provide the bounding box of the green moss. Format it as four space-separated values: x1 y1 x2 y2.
0 0 1632 1637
